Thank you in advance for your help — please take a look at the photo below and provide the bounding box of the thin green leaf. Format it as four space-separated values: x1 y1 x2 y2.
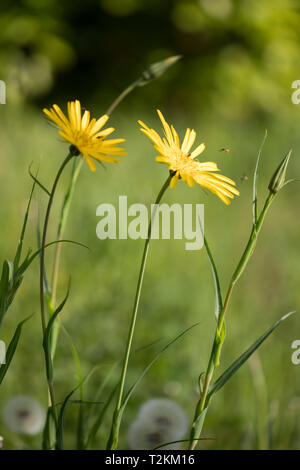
208 311 296 399
61 325 82 383
88 363 117 420
25 239 90 270
85 364 118 449
60 400 103 406
43 285 70 380
56 367 100 450
14 177 36 269
204 237 223 321
106 323 199 449
56 389 76 450
281 178 300 188
60 325 85 449
28 163 51 197
190 407 209 448
42 407 54 450
122 323 199 413
154 437 212 450
86 385 118 449
87 339 170 448
253 130 268 227
87 337 163 449
0 261 10 324
36 215 51 297
0 315 32 385
197 215 223 321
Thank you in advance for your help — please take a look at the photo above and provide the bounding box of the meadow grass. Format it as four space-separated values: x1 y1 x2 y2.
0 102 299 449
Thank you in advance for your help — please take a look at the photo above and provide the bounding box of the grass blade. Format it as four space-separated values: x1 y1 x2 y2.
0 261 10 325
112 322 200 440
55 367 100 450
43 285 70 380
28 163 51 197
208 311 295 399
24 239 89 272
197 215 223 321
0 315 32 385
204 236 223 321
253 130 268 227
154 437 212 450
42 408 54 450
60 325 85 449
86 385 118 449
14 177 36 270
123 323 199 409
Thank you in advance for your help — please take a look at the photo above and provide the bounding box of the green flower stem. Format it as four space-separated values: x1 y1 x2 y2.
51 158 83 308
40 152 74 427
48 79 143 360
49 158 83 358
189 192 276 449
106 80 141 116
107 174 172 450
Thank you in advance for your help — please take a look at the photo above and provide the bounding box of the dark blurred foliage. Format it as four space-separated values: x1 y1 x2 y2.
1 0 300 121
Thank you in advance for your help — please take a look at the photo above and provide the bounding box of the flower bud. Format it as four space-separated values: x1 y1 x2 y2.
268 149 292 193
139 55 182 86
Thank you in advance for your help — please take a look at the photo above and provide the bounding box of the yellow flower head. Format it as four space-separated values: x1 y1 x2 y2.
139 110 239 205
43 100 126 171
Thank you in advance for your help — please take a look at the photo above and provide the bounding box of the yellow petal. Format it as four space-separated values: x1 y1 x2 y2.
190 143 205 159
81 110 90 131
157 109 173 145
85 155 96 171
88 114 109 137
170 172 179 188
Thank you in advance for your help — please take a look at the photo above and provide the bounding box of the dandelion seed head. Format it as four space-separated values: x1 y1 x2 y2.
128 398 188 450
1 396 46 435
128 418 179 450
138 398 188 438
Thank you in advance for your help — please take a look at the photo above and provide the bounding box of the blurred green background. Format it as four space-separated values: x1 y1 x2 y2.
0 0 299 450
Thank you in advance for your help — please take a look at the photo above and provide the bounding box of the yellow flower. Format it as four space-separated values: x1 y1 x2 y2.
139 110 239 205
43 100 126 171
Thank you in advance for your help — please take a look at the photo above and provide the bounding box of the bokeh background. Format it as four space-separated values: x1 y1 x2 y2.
0 0 299 449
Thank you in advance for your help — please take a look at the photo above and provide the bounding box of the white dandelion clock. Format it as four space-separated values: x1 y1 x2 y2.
128 418 179 450
1 396 46 435
138 398 188 439
128 398 188 450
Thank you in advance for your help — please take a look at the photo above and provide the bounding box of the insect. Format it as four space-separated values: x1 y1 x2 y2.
219 148 230 153
241 174 248 182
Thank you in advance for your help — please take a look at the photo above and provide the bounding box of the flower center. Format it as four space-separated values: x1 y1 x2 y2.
69 144 81 156
17 409 30 420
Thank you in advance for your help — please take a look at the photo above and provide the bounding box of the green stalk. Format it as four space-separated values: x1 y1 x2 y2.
49 158 83 358
189 192 276 449
248 353 269 450
40 152 74 427
49 80 144 360
51 158 83 308
106 80 141 116
106 174 172 450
